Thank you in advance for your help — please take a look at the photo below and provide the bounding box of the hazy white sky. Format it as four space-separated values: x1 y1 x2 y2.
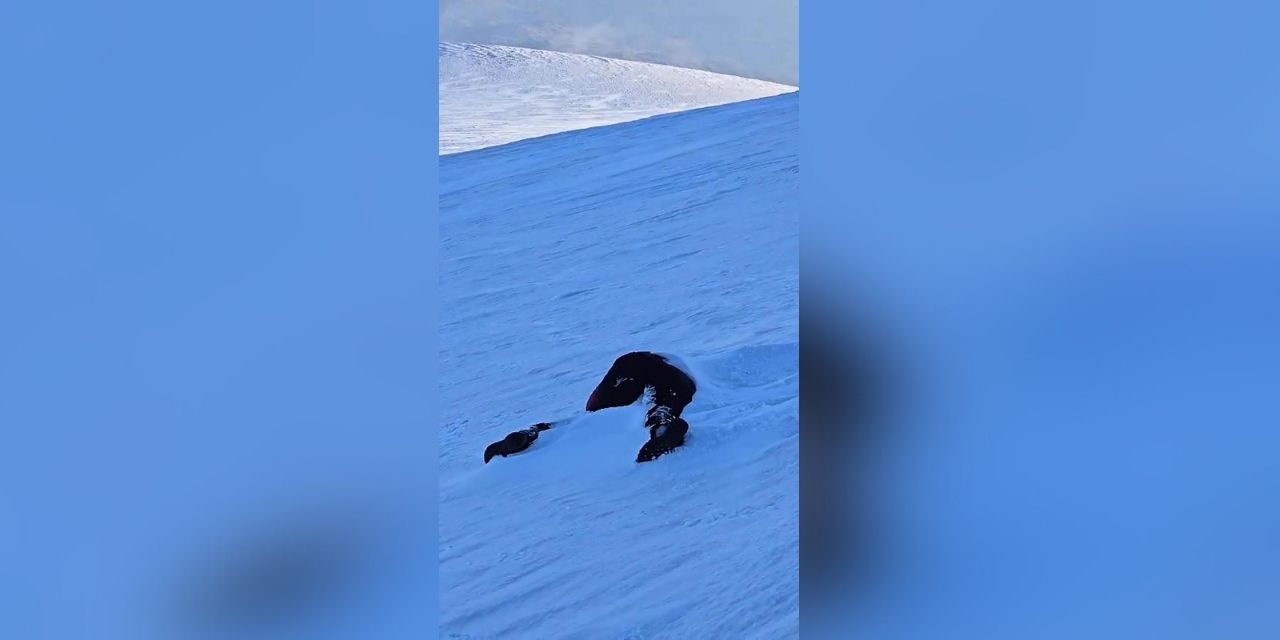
440 0 799 86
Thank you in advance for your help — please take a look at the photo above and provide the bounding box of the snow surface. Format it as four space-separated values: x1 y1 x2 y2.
439 92 798 638
439 42 796 155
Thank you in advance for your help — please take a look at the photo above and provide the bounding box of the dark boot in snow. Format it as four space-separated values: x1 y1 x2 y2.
636 416 689 463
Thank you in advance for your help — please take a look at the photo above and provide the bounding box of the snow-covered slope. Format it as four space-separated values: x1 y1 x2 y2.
439 42 797 155
439 93 798 638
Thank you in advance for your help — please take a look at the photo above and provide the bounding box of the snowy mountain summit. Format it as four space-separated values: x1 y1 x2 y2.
439 42 796 155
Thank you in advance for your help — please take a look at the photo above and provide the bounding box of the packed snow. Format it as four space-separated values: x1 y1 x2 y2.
439 42 797 155
439 92 798 638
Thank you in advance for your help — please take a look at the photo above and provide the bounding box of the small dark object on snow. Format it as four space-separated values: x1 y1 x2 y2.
483 422 551 463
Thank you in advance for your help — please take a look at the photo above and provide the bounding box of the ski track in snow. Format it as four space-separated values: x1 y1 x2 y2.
439 42 796 156
439 93 798 638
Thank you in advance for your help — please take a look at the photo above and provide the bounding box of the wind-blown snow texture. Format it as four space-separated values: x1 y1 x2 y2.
439 42 796 155
439 93 798 639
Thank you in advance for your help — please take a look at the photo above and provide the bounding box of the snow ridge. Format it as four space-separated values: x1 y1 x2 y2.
439 42 797 155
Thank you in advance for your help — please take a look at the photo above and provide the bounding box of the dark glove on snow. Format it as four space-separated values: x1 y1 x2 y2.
484 423 552 463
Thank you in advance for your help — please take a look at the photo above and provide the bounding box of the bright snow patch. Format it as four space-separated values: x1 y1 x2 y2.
439 93 798 638
439 42 797 155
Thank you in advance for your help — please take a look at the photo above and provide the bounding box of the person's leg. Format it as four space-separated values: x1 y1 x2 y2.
637 400 690 462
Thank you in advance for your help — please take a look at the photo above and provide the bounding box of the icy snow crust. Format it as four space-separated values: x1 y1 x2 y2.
439 42 797 155
439 93 798 638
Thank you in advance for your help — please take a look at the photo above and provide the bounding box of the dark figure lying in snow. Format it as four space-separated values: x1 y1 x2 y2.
483 352 697 464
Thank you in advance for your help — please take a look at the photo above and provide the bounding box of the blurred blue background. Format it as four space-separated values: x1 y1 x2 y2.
0 2 436 639
804 0 1280 638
